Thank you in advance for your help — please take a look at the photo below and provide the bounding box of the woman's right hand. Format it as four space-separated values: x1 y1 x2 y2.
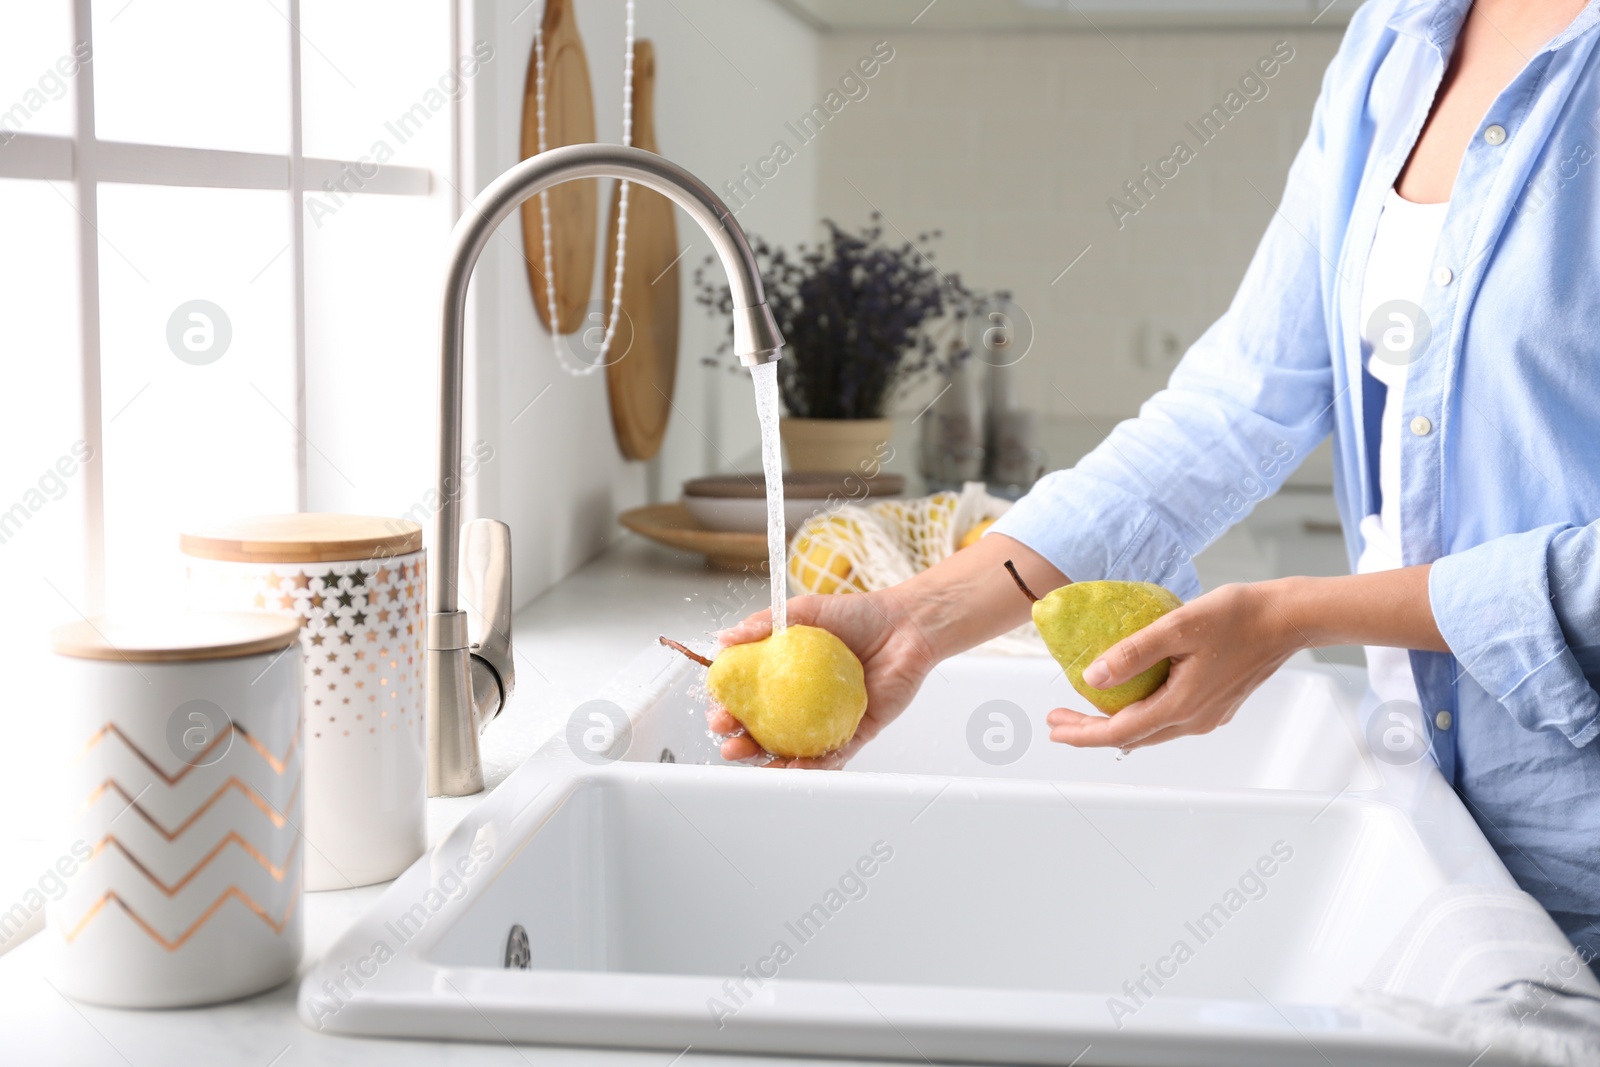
708 587 940 769
706 532 1063 769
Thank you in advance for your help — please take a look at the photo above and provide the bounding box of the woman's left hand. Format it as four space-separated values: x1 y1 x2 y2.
1046 581 1306 751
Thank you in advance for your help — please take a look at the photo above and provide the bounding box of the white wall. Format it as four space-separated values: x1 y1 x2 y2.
465 15 1350 610
464 0 820 608
814 28 1342 428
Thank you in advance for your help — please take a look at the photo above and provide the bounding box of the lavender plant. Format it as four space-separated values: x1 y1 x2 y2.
696 215 982 420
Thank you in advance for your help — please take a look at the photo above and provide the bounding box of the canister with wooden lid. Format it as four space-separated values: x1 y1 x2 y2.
180 514 426 890
48 613 303 1007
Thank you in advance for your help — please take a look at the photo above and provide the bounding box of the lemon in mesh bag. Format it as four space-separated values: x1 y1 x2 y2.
788 513 873 595
786 482 1042 655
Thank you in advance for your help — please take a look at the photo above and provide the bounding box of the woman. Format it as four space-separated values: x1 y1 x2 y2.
714 0 1600 969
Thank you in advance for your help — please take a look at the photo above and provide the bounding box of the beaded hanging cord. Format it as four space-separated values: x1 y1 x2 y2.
533 0 634 375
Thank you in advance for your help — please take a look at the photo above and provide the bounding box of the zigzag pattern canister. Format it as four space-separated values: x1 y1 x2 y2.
47 614 304 1008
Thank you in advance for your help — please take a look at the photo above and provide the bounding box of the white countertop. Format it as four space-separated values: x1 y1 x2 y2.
2 539 841 1067
0 497 1346 1065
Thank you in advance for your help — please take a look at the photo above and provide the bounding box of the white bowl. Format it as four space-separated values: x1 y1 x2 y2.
681 472 904 534
682 495 830 534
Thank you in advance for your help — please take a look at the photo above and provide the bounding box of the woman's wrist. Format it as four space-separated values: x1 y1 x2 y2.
884 532 1062 662
1257 576 1324 653
872 576 967 663
1259 568 1447 653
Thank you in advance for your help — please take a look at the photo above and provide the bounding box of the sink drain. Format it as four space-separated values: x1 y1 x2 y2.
504 924 530 970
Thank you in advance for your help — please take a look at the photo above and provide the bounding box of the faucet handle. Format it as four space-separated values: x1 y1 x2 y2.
460 518 514 730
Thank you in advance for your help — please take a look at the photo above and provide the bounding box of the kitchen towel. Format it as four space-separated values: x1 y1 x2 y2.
1351 883 1600 1066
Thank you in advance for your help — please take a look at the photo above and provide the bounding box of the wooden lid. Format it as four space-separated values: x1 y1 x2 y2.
51 613 301 663
682 472 905 501
179 513 423 563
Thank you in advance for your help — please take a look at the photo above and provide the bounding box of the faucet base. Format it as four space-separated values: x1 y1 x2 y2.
426 640 483 797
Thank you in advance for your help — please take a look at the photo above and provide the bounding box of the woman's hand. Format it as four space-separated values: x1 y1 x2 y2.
707 587 943 769
704 533 1066 767
1046 582 1305 750
1047 568 1446 751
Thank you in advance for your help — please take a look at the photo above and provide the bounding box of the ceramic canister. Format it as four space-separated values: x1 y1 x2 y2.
48 613 304 1008
179 514 427 890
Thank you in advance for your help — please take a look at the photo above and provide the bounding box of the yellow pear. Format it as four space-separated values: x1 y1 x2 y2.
660 625 868 758
1005 562 1181 714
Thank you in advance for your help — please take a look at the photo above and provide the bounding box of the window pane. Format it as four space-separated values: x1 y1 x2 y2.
0 180 84 600
93 0 290 154
0 177 85 889
303 190 449 515
0 2 78 141
97 184 297 618
301 0 453 164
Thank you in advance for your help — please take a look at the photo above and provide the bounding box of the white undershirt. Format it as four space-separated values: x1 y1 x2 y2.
1355 189 1450 708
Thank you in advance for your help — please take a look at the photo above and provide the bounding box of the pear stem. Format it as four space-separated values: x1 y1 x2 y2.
1004 560 1040 603
658 635 713 668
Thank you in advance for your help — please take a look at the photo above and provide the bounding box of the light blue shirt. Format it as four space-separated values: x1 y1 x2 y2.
995 0 1600 959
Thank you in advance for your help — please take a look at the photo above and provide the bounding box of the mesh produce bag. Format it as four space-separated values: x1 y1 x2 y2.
787 482 1046 655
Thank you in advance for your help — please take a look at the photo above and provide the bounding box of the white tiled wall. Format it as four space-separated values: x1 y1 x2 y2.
814 29 1343 422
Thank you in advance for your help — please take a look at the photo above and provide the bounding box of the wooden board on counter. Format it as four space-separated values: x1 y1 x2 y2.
619 503 768 572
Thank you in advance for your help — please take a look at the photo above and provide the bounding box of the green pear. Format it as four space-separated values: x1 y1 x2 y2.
1007 563 1181 713
661 625 868 758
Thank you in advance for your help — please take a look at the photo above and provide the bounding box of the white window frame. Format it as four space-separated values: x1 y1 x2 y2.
0 0 442 614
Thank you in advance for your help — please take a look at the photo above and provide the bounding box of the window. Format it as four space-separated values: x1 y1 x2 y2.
0 0 460 896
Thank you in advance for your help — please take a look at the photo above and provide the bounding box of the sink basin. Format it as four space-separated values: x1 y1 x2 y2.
629 650 1382 793
301 644 1518 1065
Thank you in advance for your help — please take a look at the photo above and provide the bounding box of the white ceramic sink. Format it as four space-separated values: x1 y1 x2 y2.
629 651 1381 793
301 645 1519 1065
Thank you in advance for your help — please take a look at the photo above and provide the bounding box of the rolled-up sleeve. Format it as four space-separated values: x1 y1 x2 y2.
1430 523 1600 747
992 66 1342 600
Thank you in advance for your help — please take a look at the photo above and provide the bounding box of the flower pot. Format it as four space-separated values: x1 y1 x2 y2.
780 417 894 473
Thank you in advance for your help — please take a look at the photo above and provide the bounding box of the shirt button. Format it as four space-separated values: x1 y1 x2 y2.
1484 124 1507 146
1435 710 1453 730
1410 416 1433 436
1434 266 1454 286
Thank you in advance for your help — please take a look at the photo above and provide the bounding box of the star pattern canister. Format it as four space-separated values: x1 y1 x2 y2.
181 514 427 890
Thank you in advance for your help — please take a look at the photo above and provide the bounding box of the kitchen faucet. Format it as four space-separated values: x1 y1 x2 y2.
427 144 785 796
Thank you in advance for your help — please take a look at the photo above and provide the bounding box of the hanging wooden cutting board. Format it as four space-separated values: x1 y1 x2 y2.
605 40 681 461
519 0 597 336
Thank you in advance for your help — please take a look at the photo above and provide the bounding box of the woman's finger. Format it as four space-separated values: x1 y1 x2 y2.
764 750 846 771
713 711 854 768
707 706 742 734
1045 707 1086 727
714 595 832 648
1121 721 1205 750
1081 617 1178 690
715 609 772 646
719 734 764 761
1047 694 1185 749
709 703 754 761
1107 686 1245 751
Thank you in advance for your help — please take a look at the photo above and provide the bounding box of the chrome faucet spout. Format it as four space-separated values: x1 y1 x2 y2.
427 144 784 796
